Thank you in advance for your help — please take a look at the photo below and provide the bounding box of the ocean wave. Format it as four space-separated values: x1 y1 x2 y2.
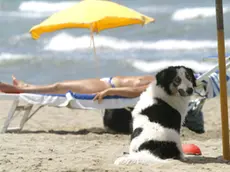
0 11 47 18
44 32 230 51
128 59 215 73
0 1 77 18
0 53 31 61
172 7 230 21
9 33 31 43
19 1 76 13
137 5 173 14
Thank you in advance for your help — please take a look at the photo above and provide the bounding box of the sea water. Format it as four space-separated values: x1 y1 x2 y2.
0 0 230 84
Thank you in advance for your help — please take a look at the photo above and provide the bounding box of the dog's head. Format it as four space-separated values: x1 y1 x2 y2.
155 66 196 97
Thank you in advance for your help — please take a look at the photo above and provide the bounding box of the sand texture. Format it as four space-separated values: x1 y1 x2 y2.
0 97 230 172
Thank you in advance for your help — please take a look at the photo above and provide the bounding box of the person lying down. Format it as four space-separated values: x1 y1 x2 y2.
0 75 154 103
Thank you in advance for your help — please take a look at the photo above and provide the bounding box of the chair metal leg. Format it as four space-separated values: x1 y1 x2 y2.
19 105 33 131
1 100 19 133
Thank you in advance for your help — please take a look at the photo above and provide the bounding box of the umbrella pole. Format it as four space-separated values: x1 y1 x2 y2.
215 0 230 160
90 28 101 75
91 32 97 61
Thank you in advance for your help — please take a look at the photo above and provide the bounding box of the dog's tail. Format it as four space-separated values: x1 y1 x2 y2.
114 151 168 165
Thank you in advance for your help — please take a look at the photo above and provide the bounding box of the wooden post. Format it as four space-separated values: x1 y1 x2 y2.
215 0 230 160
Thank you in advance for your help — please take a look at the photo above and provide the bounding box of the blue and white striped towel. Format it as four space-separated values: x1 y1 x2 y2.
198 72 230 98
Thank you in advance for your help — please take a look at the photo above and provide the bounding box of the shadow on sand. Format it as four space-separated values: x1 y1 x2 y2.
184 155 230 165
8 127 128 135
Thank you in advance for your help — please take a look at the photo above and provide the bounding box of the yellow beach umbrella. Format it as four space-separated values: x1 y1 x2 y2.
29 0 154 59
29 0 154 52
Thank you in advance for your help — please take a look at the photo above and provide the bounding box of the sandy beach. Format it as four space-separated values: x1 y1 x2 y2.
0 97 230 172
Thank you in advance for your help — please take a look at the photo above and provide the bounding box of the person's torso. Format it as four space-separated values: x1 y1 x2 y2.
112 76 154 87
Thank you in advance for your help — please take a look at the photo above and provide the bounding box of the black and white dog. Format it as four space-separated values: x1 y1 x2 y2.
114 66 196 165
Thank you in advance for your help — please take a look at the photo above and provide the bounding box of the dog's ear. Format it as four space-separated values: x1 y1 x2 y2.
156 66 176 85
156 67 175 85
155 67 178 95
156 68 166 85
186 67 197 87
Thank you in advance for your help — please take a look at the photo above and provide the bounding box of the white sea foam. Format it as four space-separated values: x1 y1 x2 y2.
137 5 172 14
44 33 93 51
6 1 77 18
10 33 31 43
0 53 31 61
44 32 230 51
128 59 215 73
0 11 48 18
172 7 230 21
19 1 76 13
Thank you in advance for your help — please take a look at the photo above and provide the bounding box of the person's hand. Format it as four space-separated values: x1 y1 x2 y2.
93 89 112 104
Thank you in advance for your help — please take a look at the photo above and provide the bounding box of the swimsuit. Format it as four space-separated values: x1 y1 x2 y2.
100 77 116 88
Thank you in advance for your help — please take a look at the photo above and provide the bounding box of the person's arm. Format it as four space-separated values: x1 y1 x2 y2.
107 86 148 97
93 86 148 103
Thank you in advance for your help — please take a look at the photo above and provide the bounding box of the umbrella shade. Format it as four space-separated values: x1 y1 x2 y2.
30 0 155 39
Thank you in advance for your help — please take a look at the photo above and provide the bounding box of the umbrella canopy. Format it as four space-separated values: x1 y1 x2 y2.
30 0 155 39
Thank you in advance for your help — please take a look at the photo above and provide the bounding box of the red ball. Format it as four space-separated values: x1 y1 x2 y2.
182 144 202 155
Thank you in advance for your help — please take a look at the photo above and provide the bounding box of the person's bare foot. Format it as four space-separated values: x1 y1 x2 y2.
12 75 31 87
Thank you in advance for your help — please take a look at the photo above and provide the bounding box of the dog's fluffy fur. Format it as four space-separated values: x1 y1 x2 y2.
114 66 196 165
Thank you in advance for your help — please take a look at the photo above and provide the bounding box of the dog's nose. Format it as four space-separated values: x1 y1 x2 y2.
178 89 186 96
186 88 193 95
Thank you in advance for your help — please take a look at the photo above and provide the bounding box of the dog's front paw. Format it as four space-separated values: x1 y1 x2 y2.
180 154 186 161
114 156 130 165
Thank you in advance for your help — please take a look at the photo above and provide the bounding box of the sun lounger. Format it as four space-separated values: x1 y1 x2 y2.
1 56 230 133
0 92 139 133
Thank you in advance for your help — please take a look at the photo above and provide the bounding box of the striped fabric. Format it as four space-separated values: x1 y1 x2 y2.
197 72 230 98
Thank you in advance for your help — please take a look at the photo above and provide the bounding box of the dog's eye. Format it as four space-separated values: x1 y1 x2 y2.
185 72 191 80
173 77 181 86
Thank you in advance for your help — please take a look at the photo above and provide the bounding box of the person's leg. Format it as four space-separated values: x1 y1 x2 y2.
2 78 111 94
36 79 110 94
0 82 22 93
